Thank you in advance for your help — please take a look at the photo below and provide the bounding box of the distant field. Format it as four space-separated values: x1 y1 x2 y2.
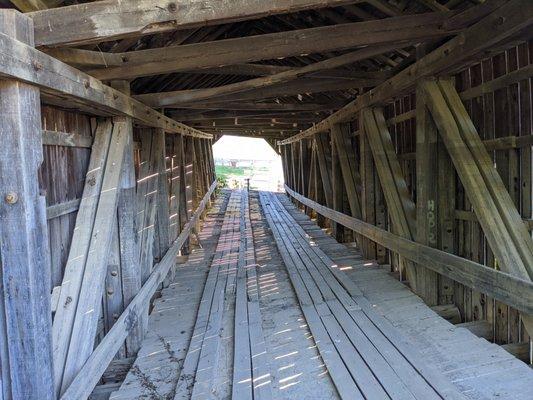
215 165 249 177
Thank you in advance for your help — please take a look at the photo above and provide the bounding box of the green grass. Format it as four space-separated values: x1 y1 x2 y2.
215 165 248 177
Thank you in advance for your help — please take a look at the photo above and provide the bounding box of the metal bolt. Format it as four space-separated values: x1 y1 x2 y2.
5 192 18 204
110 270 118 277
107 289 114 295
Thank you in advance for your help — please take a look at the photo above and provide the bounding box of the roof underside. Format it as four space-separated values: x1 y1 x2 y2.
4 0 514 141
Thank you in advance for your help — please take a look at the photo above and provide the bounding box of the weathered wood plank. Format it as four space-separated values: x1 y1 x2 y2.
60 181 217 400
284 185 533 317
134 44 407 107
52 119 114 396
60 118 129 394
30 0 361 47
43 129 93 147
279 0 531 145
0 21 211 139
362 108 418 288
85 10 471 81
0 9 54 400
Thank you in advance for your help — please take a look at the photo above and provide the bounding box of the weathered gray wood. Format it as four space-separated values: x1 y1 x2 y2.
134 43 407 107
415 84 440 305
284 185 533 316
0 9 54 400
0 23 211 139
155 133 171 261
46 198 81 220
60 118 129 394
279 0 531 144
52 119 114 396
362 108 418 289
86 10 470 81
60 181 217 400
112 82 143 357
43 129 93 147
30 0 360 46
315 132 333 208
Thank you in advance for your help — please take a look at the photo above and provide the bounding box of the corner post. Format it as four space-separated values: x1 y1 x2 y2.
0 9 54 399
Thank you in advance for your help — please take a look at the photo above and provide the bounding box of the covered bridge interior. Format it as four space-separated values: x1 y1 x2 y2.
0 0 532 399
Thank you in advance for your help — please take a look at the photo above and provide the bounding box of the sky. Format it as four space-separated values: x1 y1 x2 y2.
213 135 280 161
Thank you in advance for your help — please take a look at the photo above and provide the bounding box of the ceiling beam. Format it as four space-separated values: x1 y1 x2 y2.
75 9 479 81
29 0 362 47
135 77 374 107
280 0 531 145
172 101 343 112
0 12 211 139
133 43 407 107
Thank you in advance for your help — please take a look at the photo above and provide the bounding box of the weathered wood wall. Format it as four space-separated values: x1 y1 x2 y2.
283 40 532 351
39 106 216 375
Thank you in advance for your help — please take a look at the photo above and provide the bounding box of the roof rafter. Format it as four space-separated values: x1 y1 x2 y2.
280 0 530 145
54 8 485 81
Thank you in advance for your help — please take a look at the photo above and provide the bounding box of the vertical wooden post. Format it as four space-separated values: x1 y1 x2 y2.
109 80 141 356
0 10 54 400
156 133 171 260
331 130 345 242
331 122 364 248
416 84 440 306
315 132 334 208
359 115 377 260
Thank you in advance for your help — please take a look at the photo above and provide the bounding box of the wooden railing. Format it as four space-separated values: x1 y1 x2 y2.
61 181 217 400
284 185 533 317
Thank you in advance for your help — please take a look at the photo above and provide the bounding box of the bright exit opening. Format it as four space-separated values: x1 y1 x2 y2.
213 135 284 192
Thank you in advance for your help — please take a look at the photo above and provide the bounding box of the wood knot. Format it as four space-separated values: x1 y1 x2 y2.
32 60 43 71
168 2 177 12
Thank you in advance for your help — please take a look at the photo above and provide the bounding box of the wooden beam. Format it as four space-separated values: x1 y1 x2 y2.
52 120 114 396
0 19 211 139
362 108 418 288
315 132 334 208
29 0 360 47
132 44 407 106
422 78 533 334
86 10 469 81
134 78 380 109
59 119 129 395
284 185 533 317
415 83 440 305
279 0 530 145
10 0 50 12
60 181 217 400
0 10 54 400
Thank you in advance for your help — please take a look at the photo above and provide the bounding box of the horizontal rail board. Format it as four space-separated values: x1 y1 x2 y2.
284 185 533 316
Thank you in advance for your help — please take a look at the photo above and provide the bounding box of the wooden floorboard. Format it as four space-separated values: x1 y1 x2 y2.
278 193 533 400
110 189 533 400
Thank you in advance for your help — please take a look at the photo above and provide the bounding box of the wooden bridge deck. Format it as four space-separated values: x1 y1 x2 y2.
110 190 533 400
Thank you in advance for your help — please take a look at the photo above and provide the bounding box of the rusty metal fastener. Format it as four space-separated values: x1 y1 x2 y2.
5 192 18 204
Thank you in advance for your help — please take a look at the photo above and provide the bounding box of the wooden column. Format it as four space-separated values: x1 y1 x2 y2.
156 133 171 261
299 139 311 215
110 80 141 356
0 10 54 400
416 85 440 306
315 131 333 208
359 116 377 260
331 122 364 248
331 129 345 242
